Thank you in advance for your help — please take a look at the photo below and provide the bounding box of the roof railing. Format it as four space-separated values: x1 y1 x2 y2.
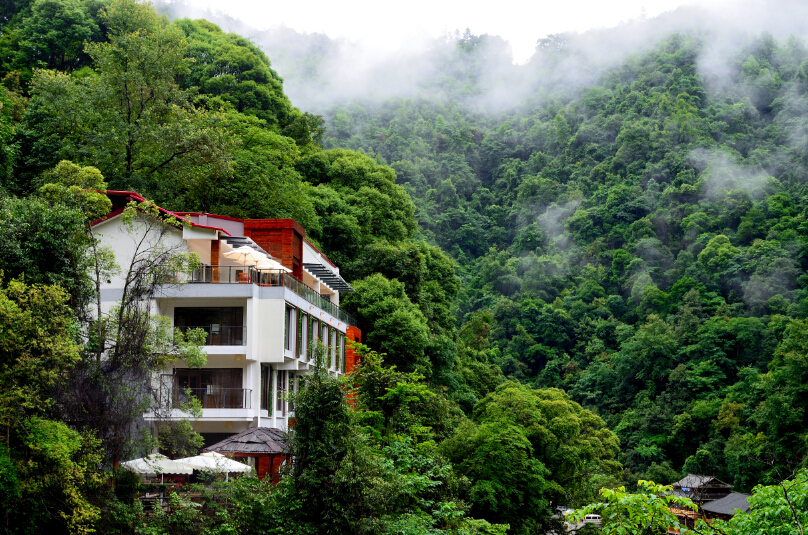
188 265 357 327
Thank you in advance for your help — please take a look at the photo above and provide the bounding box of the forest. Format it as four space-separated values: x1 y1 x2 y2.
0 0 806 533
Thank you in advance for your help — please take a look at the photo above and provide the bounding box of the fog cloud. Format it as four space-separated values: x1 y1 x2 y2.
158 0 808 117
689 148 777 201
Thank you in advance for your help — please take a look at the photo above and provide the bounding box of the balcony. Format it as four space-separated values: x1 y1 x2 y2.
176 325 246 346
188 265 357 326
169 386 252 409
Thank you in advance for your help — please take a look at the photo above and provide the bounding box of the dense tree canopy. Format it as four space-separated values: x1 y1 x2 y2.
0 0 807 531
308 29 808 491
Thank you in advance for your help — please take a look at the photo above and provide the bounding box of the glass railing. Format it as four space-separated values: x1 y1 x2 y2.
170 387 252 409
175 325 246 346
188 265 357 326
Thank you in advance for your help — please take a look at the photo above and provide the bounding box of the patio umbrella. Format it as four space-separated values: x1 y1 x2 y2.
175 451 252 481
121 454 193 482
223 246 266 266
255 257 291 273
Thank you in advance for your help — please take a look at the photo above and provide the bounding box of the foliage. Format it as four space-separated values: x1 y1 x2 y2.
567 480 696 535
0 277 101 534
342 273 431 372
4 1 808 531
174 18 323 147
39 159 112 221
442 382 621 532
311 29 808 491
0 195 91 306
690 469 808 535
568 471 808 535
0 277 81 424
15 0 230 195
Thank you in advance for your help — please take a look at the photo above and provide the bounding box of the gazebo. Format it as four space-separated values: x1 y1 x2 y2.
203 427 289 481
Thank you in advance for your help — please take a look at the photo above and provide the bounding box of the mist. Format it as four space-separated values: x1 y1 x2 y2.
156 0 808 116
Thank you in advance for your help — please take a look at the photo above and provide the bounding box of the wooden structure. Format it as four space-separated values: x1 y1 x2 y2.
244 219 306 280
670 474 733 506
204 427 289 482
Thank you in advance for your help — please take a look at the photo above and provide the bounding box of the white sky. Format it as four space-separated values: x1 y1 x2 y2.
185 0 729 63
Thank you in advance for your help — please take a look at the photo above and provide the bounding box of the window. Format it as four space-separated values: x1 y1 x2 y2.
260 365 270 411
320 323 331 368
174 307 244 345
174 368 243 408
339 333 346 372
284 306 296 352
309 317 319 360
330 328 337 368
276 370 288 416
288 373 295 412
298 311 307 360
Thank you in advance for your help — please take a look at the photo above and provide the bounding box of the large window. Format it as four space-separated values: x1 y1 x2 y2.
276 370 287 416
260 365 271 412
309 317 319 361
284 306 296 352
329 327 336 368
298 311 307 360
174 307 245 345
321 324 329 367
173 368 245 408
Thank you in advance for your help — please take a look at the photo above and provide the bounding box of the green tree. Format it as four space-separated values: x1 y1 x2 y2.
341 273 431 372
12 0 100 74
17 0 231 195
174 18 322 147
0 278 102 535
0 196 91 307
567 480 697 535
443 382 621 532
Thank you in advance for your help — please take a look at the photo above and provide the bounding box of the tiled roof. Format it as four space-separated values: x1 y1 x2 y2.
702 493 751 515
671 474 733 489
203 427 288 455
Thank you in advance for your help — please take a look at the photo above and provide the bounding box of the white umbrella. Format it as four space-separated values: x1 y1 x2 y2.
175 451 252 481
121 454 193 482
256 257 291 273
223 246 266 266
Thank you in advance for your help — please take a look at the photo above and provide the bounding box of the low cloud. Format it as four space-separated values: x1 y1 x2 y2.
689 148 776 201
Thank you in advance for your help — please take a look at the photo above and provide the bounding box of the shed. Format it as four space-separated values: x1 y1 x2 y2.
702 493 751 521
203 427 290 481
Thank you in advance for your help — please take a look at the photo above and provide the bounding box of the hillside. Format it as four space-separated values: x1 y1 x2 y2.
239 17 808 489
0 0 807 532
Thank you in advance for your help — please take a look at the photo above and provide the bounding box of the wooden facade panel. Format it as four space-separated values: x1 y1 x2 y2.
346 326 362 374
244 220 305 279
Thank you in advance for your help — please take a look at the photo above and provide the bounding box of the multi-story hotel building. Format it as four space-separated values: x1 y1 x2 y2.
93 191 361 446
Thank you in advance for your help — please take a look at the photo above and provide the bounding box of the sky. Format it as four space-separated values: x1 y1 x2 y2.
172 0 731 63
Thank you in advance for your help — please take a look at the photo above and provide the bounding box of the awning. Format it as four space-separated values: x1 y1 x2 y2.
303 263 353 292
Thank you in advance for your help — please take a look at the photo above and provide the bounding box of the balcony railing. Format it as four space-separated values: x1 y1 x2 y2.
170 386 252 409
175 325 246 346
188 265 357 326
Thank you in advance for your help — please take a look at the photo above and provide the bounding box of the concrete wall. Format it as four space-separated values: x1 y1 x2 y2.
93 214 186 292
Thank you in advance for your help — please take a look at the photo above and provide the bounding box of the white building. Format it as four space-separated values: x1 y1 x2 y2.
93 191 361 447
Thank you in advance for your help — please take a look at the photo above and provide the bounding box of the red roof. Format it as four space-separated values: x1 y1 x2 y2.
92 191 232 236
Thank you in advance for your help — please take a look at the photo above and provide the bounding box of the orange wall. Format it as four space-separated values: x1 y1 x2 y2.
345 326 362 374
